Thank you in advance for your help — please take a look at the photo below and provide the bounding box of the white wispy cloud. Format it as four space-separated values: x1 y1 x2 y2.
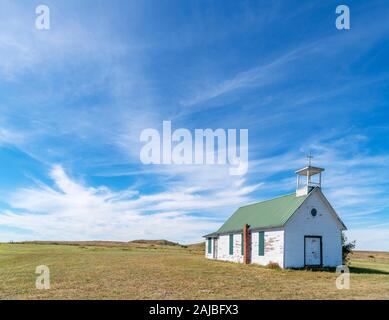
0 127 25 146
179 45 308 108
0 164 260 243
0 1 159 167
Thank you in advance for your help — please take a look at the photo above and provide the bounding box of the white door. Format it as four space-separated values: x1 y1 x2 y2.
305 237 322 266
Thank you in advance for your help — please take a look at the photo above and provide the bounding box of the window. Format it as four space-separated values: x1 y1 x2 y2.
207 238 212 254
258 231 265 256
229 234 234 255
241 233 244 256
311 208 317 217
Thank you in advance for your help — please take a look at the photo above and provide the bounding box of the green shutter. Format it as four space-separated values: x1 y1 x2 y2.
258 231 265 256
241 233 244 255
208 238 212 254
229 234 233 255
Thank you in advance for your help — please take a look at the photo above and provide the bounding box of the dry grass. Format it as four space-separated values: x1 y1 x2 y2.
351 250 389 262
0 242 388 300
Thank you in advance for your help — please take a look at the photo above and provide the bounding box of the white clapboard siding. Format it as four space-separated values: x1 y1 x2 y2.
251 229 284 267
215 234 244 263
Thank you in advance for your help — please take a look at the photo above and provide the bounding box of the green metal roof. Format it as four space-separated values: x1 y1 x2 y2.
216 192 309 234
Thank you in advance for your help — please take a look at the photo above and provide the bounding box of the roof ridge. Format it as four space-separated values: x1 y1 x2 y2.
239 192 297 209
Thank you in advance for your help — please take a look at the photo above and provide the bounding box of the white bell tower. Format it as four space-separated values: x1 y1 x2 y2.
295 154 324 197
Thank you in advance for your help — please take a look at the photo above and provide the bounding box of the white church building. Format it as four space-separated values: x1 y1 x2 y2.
204 164 346 268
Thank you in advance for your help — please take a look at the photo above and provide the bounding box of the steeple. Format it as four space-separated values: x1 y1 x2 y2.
295 154 324 197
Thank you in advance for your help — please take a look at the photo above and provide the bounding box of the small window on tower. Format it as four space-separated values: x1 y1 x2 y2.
311 208 317 217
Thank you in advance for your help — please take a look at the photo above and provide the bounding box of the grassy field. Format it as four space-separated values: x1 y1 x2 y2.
0 241 388 300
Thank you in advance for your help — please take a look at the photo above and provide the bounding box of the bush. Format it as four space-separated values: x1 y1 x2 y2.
266 262 281 269
342 232 356 265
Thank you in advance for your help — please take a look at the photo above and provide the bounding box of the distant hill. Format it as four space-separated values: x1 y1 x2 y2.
14 239 204 249
17 240 131 247
128 239 181 246
187 242 205 251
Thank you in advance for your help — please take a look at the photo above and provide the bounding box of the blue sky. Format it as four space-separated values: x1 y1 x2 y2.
0 0 389 250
